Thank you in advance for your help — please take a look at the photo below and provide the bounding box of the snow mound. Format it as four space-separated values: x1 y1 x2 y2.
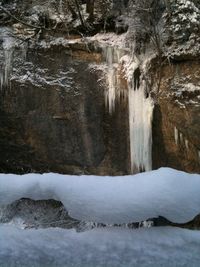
0 168 200 224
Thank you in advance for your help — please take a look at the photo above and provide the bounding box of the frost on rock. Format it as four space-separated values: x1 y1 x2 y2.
0 168 200 224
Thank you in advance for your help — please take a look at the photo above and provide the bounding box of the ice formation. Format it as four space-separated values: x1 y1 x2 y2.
0 28 15 89
174 126 179 145
0 168 200 224
103 46 117 113
122 55 154 172
128 79 154 172
185 139 189 150
102 44 154 172
102 45 125 113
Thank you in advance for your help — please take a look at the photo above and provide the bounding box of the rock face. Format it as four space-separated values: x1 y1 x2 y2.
152 60 200 173
0 45 130 175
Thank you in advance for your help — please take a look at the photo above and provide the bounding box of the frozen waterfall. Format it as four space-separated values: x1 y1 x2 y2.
103 46 154 173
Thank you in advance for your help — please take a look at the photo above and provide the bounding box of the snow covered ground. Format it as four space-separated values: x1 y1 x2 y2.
1 225 200 267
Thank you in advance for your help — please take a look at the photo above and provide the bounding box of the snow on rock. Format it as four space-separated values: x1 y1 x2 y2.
1 225 200 267
164 0 200 58
88 33 128 48
0 168 200 224
166 75 200 108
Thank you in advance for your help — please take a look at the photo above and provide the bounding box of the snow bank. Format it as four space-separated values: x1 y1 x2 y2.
0 168 200 224
1 225 200 267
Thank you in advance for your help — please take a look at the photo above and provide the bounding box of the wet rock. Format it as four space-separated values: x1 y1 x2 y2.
0 198 80 229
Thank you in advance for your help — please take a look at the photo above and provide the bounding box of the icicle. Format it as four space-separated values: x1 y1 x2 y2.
105 67 116 113
103 46 126 114
3 46 14 87
185 139 189 150
0 28 15 90
174 127 179 145
103 46 117 114
0 73 3 90
180 132 183 143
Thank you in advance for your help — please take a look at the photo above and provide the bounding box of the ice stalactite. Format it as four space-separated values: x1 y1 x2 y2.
174 127 179 145
185 139 189 150
102 46 125 114
3 42 14 88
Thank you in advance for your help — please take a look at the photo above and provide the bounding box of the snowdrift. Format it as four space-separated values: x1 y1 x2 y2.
0 168 200 224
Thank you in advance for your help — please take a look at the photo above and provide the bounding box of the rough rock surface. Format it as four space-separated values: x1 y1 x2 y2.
152 61 200 173
0 43 130 175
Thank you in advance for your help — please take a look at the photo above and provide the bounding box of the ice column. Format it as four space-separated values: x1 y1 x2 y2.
128 79 154 173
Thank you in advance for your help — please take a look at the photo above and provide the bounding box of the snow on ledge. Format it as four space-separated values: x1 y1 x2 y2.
0 168 200 224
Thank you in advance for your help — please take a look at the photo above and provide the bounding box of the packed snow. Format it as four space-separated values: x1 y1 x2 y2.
0 168 200 224
1 225 200 267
